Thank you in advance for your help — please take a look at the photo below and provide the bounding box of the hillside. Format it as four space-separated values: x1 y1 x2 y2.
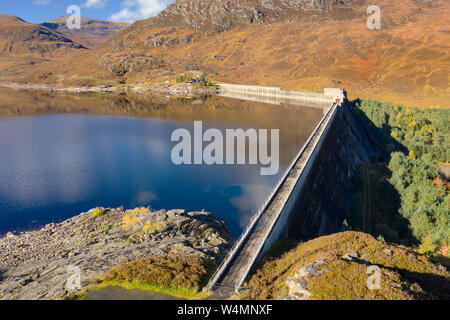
0 14 87 82
244 232 450 300
0 14 85 56
153 0 367 31
40 16 130 48
1 0 449 107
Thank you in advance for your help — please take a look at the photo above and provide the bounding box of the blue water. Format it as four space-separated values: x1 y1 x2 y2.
0 105 320 237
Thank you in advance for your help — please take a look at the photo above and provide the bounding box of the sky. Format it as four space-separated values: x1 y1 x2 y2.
1 0 174 23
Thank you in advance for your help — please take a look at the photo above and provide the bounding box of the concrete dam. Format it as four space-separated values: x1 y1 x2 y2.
207 84 377 295
217 83 344 110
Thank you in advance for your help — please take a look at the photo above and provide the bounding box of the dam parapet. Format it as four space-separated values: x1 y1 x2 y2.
217 83 345 109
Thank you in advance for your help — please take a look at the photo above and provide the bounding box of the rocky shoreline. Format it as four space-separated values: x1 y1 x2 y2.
0 82 219 96
0 207 234 300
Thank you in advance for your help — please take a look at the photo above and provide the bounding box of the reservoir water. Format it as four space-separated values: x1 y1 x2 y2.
0 89 323 236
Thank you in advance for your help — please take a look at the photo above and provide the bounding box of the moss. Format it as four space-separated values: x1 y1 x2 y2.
80 280 209 300
84 254 214 300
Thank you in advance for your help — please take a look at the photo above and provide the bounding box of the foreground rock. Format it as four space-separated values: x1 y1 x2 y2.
0 207 233 300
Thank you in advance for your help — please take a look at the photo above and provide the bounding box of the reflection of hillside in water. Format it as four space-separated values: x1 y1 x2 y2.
218 90 330 110
0 88 323 166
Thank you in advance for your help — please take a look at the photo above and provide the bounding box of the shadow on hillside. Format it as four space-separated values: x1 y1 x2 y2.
371 165 418 247
432 255 450 270
255 239 299 269
365 260 450 300
348 99 419 247
398 268 450 300
352 252 450 299
348 99 408 162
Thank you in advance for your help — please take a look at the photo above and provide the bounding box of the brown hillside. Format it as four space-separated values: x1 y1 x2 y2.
0 14 85 56
0 14 87 82
40 16 130 48
2 0 449 108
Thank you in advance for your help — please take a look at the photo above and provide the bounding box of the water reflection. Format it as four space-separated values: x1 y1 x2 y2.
0 89 323 236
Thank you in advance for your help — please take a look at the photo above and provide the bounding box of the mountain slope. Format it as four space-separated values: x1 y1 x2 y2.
0 14 88 82
40 16 130 48
0 14 85 56
2 0 449 107
153 0 367 31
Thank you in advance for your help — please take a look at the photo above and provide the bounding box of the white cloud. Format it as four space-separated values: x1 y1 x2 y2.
32 0 52 5
108 0 172 23
83 0 108 9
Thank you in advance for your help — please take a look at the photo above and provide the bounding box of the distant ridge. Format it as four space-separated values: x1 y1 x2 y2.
0 14 86 56
0 0 448 108
39 16 130 47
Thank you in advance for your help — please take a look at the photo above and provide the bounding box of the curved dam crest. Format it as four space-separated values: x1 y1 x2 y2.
208 85 376 296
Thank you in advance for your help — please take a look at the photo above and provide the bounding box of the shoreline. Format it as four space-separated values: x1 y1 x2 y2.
0 81 219 96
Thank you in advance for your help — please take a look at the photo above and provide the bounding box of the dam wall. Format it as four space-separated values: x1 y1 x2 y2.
217 83 344 109
258 102 340 258
256 101 374 258
207 86 377 295
286 103 375 240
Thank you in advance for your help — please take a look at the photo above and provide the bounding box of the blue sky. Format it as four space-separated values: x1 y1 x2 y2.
1 0 174 23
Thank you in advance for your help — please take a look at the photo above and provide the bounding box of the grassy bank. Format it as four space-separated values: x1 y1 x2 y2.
71 254 214 300
81 280 209 300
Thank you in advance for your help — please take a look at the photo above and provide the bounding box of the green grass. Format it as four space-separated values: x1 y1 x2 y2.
68 254 216 300
86 280 209 300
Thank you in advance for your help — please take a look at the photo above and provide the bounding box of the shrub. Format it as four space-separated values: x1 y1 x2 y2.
92 207 106 217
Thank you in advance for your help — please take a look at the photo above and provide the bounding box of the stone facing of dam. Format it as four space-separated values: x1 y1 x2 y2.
207 86 376 295
217 83 345 109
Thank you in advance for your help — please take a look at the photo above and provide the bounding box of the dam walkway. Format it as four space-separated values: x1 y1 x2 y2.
206 89 341 295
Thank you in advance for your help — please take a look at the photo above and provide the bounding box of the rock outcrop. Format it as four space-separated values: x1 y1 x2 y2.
284 260 328 300
0 207 234 300
154 0 366 32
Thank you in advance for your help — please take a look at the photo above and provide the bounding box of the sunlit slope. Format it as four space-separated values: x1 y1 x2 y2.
0 14 87 81
3 0 449 107
40 16 130 48
245 232 450 300
0 14 85 56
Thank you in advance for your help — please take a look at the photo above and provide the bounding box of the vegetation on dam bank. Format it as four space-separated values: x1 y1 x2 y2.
349 99 449 257
241 98 449 300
